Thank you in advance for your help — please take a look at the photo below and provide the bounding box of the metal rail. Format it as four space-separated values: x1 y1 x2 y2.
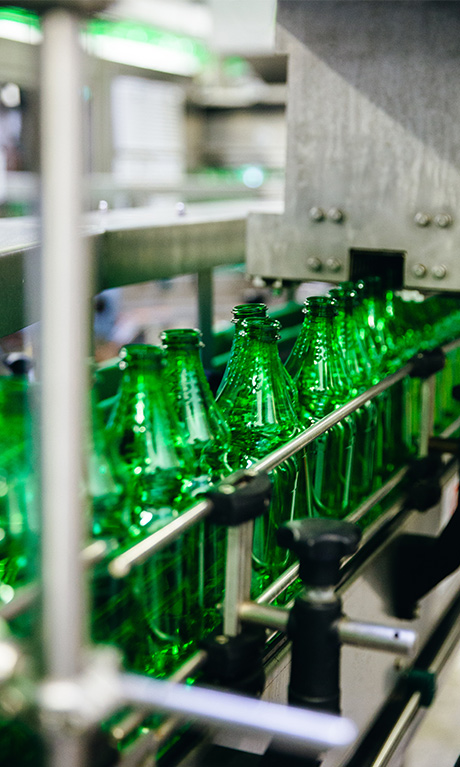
109 363 413 578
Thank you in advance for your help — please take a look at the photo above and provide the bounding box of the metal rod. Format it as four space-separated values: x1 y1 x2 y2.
119 673 358 754
109 500 211 578
0 539 116 622
111 651 208 743
369 693 421 767
441 337 460 355
346 467 409 525
39 8 89 767
419 377 435 458
440 412 460 438
257 562 300 605
337 618 417 656
252 364 413 475
223 522 254 636
239 601 289 632
40 4 88 683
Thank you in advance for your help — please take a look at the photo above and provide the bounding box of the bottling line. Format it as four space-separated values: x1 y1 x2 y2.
2 2 460 767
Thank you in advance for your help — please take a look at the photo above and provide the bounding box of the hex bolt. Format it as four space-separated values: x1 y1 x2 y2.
309 207 325 222
325 258 342 273
412 263 427 279
432 265 447 280
327 208 345 223
414 212 431 227
434 213 452 228
307 257 322 272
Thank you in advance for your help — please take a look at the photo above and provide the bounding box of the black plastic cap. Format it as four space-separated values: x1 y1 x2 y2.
277 518 362 587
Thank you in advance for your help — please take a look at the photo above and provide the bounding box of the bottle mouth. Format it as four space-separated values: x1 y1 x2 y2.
160 328 204 348
329 287 357 309
303 296 338 317
232 303 268 323
356 275 383 297
118 343 163 369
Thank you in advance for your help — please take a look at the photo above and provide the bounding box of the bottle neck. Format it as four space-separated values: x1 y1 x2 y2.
295 309 349 415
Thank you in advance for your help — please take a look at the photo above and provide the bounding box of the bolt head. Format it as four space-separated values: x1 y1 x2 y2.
414 212 431 227
252 276 267 289
434 213 452 228
432 265 447 280
215 635 229 645
325 258 342 273
412 263 427 278
309 206 325 222
327 208 345 223
307 257 322 272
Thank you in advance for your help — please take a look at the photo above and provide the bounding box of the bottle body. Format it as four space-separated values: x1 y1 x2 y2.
292 297 355 518
94 344 201 677
217 319 307 592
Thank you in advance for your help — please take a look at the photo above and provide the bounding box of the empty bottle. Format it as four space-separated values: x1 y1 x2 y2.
99 344 202 677
161 328 231 630
289 296 355 518
217 318 307 592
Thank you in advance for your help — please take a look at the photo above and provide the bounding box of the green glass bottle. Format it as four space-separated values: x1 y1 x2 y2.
161 327 231 630
0 369 35 594
290 296 355 519
97 344 202 678
329 287 377 504
217 318 307 592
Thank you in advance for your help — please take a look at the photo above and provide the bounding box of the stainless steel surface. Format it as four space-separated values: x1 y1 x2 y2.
336 618 417 656
224 522 254 636
247 1 460 290
197 268 214 369
419 377 435 458
119 672 358 754
39 8 90 767
239 601 289 632
368 694 422 767
0 200 261 338
40 3 88 682
257 562 300 605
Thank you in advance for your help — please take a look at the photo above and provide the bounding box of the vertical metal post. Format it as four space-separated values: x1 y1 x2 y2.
197 268 213 370
40 8 89 766
419 377 435 458
223 522 254 636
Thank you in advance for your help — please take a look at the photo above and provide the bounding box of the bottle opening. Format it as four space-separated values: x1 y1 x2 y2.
160 328 203 348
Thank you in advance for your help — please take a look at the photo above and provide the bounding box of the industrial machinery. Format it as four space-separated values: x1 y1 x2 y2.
2 2 460 767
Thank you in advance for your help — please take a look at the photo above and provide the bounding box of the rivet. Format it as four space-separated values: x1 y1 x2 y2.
252 276 267 288
327 208 345 223
412 263 427 278
414 212 431 227
215 635 229 645
325 258 342 273
219 484 235 495
432 265 447 280
434 213 452 228
307 257 322 272
309 206 325 222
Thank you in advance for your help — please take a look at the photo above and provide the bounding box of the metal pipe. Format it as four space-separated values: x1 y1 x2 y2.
239 601 289 632
250 365 412 475
419 377 435 458
347 467 409 525
119 673 358 754
109 499 211 578
40 9 89 767
337 618 417 656
223 522 254 636
369 693 421 767
257 562 300 605
0 539 116 622
40 4 88 681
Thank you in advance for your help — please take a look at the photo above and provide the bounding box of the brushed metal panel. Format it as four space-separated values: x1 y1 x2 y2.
248 1 460 291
